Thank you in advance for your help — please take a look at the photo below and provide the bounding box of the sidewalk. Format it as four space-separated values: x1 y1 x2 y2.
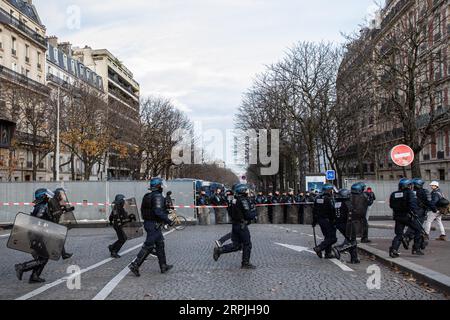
370 220 450 232
359 238 450 295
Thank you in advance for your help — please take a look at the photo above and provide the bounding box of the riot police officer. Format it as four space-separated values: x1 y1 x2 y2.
129 178 174 276
351 183 372 243
48 188 73 260
403 178 434 250
334 189 360 264
256 192 267 205
213 184 257 269
15 189 54 283
108 194 137 258
389 179 425 258
312 184 337 259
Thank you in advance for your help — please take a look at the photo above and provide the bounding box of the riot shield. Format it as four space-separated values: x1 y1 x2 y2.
214 208 228 224
7 213 67 261
58 190 77 228
346 219 364 239
121 198 143 240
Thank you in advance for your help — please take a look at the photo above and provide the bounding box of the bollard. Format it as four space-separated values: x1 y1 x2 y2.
256 206 269 224
197 207 211 225
214 208 228 224
302 205 314 225
287 205 299 224
272 206 284 224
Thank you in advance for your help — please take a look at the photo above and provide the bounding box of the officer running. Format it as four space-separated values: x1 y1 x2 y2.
108 194 137 258
312 184 337 259
389 179 425 258
48 188 73 260
128 178 174 276
213 184 257 269
15 189 54 283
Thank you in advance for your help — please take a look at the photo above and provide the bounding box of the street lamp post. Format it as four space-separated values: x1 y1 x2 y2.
56 86 60 182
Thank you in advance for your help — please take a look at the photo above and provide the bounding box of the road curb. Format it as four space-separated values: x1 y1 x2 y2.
369 224 450 232
358 243 450 295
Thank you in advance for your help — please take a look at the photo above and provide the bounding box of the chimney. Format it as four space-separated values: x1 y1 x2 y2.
58 42 72 56
47 36 58 48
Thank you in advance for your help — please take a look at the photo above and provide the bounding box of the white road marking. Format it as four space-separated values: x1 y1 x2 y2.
275 242 315 254
91 229 175 301
15 230 175 301
275 242 354 272
0 233 10 238
329 259 354 272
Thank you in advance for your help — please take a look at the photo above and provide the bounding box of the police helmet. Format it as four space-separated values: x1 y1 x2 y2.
235 184 249 195
337 189 351 199
398 178 412 190
149 177 164 191
34 188 54 203
351 183 364 194
411 178 425 188
322 184 334 192
113 194 126 205
359 182 367 191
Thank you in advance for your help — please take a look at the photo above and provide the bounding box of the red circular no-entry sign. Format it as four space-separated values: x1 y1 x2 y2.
390 144 415 167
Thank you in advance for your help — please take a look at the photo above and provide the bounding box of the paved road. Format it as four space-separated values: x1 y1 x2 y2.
0 225 446 300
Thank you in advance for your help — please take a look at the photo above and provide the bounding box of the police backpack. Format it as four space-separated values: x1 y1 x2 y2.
389 191 409 213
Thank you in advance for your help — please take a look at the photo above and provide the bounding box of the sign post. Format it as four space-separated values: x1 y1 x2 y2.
390 145 415 167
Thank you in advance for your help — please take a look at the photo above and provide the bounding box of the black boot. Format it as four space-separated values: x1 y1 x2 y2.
15 264 24 281
29 263 46 284
412 248 425 256
241 262 257 269
313 246 323 259
128 262 140 277
402 237 410 250
213 246 222 262
160 264 173 274
111 252 121 258
389 247 399 258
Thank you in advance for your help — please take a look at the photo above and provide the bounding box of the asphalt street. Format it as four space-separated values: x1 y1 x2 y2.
0 225 447 300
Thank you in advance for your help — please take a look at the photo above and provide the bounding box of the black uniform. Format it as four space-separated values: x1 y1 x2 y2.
48 197 72 258
313 193 337 257
352 192 372 241
15 203 51 282
389 189 424 253
129 190 173 275
334 196 359 263
108 202 129 255
404 188 434 242
219 195 256 267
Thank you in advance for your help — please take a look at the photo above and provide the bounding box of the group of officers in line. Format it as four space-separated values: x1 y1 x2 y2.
10 177 448 284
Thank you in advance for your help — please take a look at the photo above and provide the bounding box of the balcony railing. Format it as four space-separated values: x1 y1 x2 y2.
0 65 50 95
0 7 47 48
380 0 410 30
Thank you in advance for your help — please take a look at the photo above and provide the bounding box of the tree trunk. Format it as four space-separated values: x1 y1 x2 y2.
32 148 37 181
70 153 75 181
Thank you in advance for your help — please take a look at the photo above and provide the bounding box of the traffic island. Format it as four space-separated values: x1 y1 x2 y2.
358 238 450 296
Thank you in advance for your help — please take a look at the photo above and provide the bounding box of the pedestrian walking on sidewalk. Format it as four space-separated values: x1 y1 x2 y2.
424 181 447 241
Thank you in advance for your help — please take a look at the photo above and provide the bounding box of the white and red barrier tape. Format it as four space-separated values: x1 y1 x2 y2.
0 202 314 208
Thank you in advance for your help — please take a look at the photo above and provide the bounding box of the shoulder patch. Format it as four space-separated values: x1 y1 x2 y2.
335 202 342 208
316 199 324 204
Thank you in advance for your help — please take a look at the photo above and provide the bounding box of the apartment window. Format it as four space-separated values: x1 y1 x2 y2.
434 13 442 42
25 69 30 78
439 169 446 181
25 44 30 63
11 62 17 72
53 48 58 63
11 37 16 56
37 52 41 69
71 60 75 73
63 54 68 69
436 90 443 109
426 170 432 181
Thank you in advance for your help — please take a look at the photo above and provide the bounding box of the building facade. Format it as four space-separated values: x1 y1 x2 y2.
72 46 141 179
338 0 450 182
0 0 49 182
45 37 106 181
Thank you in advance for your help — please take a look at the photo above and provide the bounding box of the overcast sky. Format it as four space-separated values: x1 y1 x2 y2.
34 0 378 175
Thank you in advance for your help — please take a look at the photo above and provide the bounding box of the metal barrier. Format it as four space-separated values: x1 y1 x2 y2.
257 206 269 224
272 206 284 224
214 208 228 224
197 208 211 225
286 205 299 224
